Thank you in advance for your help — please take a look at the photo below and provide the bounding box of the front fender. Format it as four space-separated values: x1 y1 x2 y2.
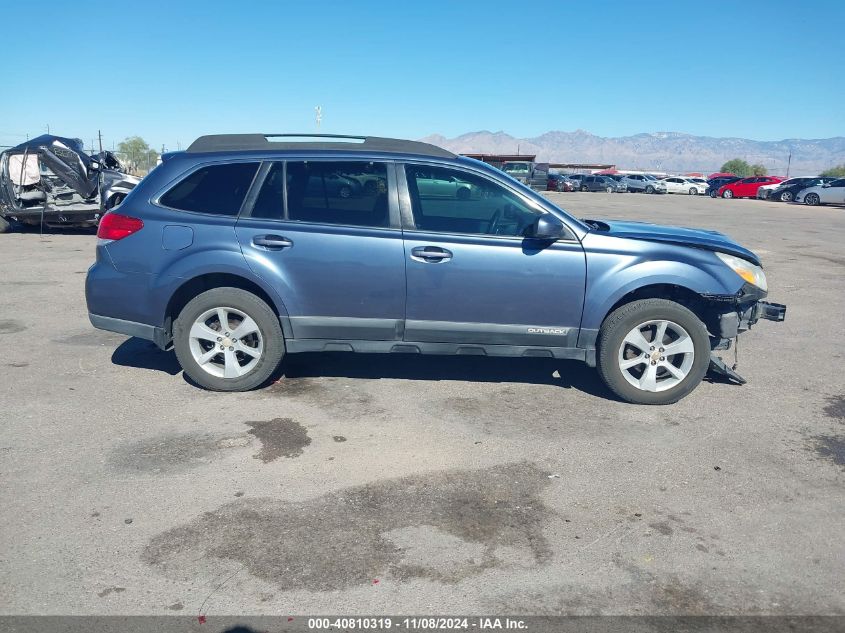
579 234 744 336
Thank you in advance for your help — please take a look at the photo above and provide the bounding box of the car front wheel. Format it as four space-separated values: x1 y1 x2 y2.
722 190 733 199
645 185 654 194
596 299 710 405
689 187 697 195
780 191 793 202
804 193 820 206
173 287 285 391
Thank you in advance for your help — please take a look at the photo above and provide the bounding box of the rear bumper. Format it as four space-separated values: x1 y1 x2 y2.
89 313 170 349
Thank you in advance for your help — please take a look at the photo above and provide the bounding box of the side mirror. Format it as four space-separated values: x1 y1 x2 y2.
528 214 565 240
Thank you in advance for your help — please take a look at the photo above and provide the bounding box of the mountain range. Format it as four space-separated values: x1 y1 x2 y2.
420 130 845 175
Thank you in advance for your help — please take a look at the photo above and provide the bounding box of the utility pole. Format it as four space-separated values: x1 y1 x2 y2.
315 106 322 130
46 124 50 134
786 152 792 178
98 130 103 153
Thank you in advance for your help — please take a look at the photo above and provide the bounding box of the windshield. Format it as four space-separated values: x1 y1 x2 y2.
503 163 530 174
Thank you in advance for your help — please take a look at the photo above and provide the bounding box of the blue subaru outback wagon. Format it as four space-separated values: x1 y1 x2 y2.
86 134 785 404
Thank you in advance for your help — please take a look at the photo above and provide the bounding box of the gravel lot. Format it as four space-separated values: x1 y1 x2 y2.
1 193 843 617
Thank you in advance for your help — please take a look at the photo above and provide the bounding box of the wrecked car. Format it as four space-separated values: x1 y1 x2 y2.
0 134 139 232
86 133 786 404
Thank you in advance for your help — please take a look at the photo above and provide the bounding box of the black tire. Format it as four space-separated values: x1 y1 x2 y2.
605 186 613 193
173 287 285 391
581 185 589 192
779 191 793 202
0 216 11 234
645 185 654 194
804 193 820 206
456 186 471 200
722 190 733 198
709 189 717 198
596 299 710 405
689 187 697 195
338 185 352 199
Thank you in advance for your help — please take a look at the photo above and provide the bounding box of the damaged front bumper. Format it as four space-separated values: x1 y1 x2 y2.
707 286 786 384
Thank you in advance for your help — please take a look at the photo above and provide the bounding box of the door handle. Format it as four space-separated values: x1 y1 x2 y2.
252 235 293 250
411 246 452 262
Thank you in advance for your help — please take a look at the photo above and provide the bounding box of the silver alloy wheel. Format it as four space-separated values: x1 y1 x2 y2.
617 319 695 392
781 191 793 202
805 193 820 206
689 187 697 195
188 306 264 379
723 190 733 198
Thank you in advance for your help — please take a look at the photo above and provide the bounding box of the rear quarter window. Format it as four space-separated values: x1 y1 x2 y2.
159 162 259 215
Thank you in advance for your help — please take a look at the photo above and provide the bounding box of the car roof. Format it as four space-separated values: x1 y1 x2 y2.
186 133 456 159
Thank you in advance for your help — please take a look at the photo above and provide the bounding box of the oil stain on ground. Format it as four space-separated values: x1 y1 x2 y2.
0 319 27 334
823 395 845 422
245 418 310 462
142 462 553 590
268 376 384 420
112 432 251 474
810 434 845 470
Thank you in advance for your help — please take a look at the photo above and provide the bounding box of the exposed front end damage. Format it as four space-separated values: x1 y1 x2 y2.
0 135 139 231
702 284 786 383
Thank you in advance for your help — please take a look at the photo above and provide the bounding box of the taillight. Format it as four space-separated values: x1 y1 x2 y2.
97 212 144 241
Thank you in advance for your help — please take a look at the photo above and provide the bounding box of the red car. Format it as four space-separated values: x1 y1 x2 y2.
547 174 574 192
717 176 783 199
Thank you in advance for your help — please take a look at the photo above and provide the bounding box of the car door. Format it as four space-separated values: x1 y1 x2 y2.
235 159 406 341
664 178 680 193
736 178 757 197
400 163 586 349
820 179 845 203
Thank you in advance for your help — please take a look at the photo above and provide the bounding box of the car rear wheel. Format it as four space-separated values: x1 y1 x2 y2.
173 287 285 391
779 191 793 202
596 299 710 405
804 193 820 206
645 185 654 194
722 190 734 199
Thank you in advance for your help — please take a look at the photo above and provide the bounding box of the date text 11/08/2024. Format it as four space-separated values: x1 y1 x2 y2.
306 617 528 630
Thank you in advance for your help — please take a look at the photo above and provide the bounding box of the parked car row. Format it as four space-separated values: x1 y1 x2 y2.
543 170 844 207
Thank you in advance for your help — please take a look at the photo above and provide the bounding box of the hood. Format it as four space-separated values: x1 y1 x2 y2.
583 219 760 265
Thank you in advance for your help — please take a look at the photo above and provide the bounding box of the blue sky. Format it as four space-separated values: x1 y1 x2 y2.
1 0 842 152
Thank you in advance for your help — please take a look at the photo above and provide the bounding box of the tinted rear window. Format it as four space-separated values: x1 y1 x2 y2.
160 162 259 215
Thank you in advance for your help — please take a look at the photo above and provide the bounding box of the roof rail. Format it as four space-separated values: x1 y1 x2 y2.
186 133 455 158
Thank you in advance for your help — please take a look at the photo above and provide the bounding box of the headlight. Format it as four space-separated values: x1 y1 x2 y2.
715 252 767 291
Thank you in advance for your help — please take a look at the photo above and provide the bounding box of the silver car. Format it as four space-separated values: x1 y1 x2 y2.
620 174 667 194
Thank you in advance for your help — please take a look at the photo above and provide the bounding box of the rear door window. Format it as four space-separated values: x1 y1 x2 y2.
284 161 389 228
160 162 259 215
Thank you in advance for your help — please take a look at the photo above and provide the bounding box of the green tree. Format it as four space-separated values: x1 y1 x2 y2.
719 158 751 177
117 136 159 172
749 163 767 176
819 164 845 178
